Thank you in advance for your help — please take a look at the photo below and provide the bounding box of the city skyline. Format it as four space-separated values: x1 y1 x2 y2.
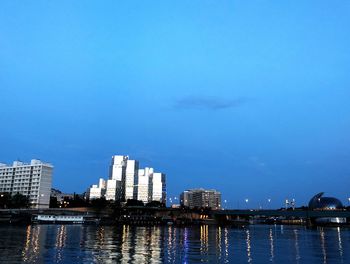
1 1 350 208
87 154 166 204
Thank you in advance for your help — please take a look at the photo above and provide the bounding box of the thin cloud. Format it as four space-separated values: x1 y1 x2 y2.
174 96 248 111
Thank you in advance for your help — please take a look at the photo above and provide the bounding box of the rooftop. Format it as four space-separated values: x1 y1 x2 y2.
0 159 53 168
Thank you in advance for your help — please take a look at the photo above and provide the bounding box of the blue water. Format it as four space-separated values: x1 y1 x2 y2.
0 224 349 263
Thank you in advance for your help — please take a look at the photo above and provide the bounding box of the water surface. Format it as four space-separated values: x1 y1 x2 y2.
0 224 349 263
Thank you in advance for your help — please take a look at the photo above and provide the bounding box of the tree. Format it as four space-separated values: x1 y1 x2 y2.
49 196 58 208
90 197 108 209
0 193 11 209
61 194 89 208
11 193 29 208
126 199 144 207
145 201 165 208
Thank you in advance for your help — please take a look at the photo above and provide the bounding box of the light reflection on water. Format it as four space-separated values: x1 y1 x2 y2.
293 229 300 263
269 227 274 262
0 224 350 263
337 227 344 263
246 229 252 263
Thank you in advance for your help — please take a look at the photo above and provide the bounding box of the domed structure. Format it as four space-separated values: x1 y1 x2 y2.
308 192 343 210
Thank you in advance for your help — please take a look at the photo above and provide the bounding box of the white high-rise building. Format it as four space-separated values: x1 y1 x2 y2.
105 179 119 201
0 159 53 208
124 159 139 201
150 172 166 203
106 155 128 201
87 178 106 200
134 167 166 204
87 154 167 204
109 155 128 181
135 167 153 203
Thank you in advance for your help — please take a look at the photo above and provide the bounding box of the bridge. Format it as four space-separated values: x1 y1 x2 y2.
214 209 350 218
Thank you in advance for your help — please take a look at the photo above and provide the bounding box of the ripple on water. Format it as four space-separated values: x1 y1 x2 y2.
0 224 349 263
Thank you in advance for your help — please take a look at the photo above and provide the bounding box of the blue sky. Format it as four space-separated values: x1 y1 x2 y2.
1 1 350 208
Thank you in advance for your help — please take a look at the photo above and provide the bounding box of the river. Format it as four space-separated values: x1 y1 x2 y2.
0 224 349 263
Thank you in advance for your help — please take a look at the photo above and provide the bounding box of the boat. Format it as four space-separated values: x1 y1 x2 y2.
33 214 84 224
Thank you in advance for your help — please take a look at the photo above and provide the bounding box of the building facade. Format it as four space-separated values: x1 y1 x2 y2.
51 188 74 203
0 159 53 208
87 178 106 200
88 155 166 204
135 168 152 203
124 159 139 201
105 179 120 201
180 188 221 210
149 172 166 204
106 155 128 201
109 155 128 181
134 168 166 204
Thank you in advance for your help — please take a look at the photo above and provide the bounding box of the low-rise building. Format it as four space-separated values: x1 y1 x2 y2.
51 188 74 202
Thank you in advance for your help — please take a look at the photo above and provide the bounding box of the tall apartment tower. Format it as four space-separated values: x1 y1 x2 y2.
105 155 139 202
134 167 166 204
124 159 139 201
150 172 166 204
0 159 53 208
135 167 153 203
106 155 128 201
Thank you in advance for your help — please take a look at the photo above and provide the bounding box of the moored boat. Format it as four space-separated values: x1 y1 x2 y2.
33 214 84 224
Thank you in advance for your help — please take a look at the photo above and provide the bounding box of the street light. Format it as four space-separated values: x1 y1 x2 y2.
267 198 271 209
245 199 249 209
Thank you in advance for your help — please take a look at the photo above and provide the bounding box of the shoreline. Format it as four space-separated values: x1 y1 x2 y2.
1 207 350 227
